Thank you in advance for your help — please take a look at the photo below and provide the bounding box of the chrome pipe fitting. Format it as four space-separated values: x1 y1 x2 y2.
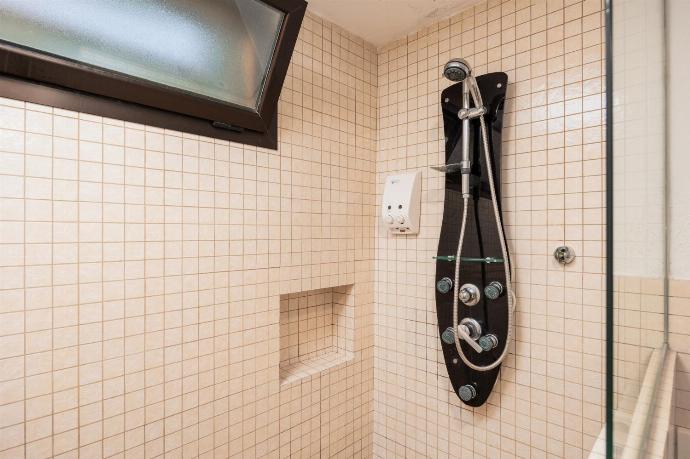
457 106 487 120
554 246 575 265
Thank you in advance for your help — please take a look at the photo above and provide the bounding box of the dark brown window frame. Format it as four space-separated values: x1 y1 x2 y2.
0 0 306 149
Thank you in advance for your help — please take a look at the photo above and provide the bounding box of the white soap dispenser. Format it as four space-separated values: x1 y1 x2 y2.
381 171 421 234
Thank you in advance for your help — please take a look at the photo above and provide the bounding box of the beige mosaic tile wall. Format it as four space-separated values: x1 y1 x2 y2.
0 11 377 459
374 0 606 457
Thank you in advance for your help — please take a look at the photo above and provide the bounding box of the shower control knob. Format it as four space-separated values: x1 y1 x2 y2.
484 281 504 300
478 334 499 351
396 215 405 224
458 384 477 402
441 327 455 344
436 277 453 294
459 284 480 306
384 214 394 224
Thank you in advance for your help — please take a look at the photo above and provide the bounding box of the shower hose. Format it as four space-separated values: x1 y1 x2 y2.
451 79 516 372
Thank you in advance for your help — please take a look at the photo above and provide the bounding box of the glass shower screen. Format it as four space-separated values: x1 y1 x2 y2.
608 0 669 456
0 0 284 110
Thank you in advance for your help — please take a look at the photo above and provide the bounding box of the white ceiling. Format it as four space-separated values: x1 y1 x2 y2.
306 0 475 47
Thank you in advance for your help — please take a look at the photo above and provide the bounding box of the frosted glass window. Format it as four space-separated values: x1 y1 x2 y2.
0 0 284 110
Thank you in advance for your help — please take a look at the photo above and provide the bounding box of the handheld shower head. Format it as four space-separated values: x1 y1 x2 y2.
443 58 471 82
443 57 484 110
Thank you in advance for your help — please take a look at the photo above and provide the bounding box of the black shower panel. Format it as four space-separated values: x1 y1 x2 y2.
435 72 508 407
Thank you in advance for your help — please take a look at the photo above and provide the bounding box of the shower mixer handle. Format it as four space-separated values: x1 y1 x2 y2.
457 318 483 353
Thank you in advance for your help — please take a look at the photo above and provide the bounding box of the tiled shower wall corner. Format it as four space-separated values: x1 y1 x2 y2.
670 280 690 432
374 0 606 457
668 0 690 440
0 11 377 459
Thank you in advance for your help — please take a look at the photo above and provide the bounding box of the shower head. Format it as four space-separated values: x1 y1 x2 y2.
443 58 471 82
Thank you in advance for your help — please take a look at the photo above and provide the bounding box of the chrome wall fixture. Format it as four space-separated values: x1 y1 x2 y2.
554 246 576 265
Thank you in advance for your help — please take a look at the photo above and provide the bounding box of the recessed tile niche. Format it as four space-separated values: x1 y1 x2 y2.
279 284 354 384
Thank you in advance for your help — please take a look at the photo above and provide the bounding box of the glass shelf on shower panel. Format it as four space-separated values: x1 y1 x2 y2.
430 163 464 174
433 255 505 264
